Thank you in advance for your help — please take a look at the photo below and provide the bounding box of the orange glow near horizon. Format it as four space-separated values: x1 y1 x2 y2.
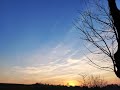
66 80 80 87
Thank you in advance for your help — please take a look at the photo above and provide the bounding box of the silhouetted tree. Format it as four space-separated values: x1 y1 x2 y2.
108 0 120 78
75 0 120 78
79 73 88 87
79 74 107 87
87 75 107 87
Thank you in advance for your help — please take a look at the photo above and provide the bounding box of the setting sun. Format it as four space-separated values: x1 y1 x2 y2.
67 80 79 87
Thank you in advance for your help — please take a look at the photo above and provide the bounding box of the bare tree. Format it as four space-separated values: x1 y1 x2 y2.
79 73 107 87
74 0 120 78
87 75 107 87
79 73 88 87
108 0 120 78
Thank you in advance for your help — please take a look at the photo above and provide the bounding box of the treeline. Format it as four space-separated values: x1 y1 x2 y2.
0 83 120 90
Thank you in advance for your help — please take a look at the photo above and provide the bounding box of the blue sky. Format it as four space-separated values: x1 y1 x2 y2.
0 0 120 85
0 0 84 65
0 0 80 53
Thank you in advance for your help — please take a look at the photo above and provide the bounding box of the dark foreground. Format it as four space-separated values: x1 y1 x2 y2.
0 83 120 90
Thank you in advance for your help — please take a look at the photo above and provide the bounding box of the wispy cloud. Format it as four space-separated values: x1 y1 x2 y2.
0 27 117 85
11 54 113 84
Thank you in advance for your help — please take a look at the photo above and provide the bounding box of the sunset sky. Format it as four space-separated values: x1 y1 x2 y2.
0 0 120 85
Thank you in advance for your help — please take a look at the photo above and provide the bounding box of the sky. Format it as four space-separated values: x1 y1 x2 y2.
0 0 120 85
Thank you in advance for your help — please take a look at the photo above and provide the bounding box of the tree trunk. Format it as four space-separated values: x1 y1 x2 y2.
108 0 120 78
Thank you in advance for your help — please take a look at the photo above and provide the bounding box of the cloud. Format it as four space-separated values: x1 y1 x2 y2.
67 59 80 64
1 48 115 85
11 52 113 84
0 27 116 85
14 27 85 66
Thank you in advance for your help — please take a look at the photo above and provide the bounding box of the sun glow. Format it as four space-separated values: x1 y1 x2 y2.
67 80 79 87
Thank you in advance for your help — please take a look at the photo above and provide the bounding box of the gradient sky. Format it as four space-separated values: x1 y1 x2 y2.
0 0 120 85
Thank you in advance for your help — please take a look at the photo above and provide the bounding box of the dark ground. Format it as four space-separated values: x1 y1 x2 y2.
0 83 120 90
